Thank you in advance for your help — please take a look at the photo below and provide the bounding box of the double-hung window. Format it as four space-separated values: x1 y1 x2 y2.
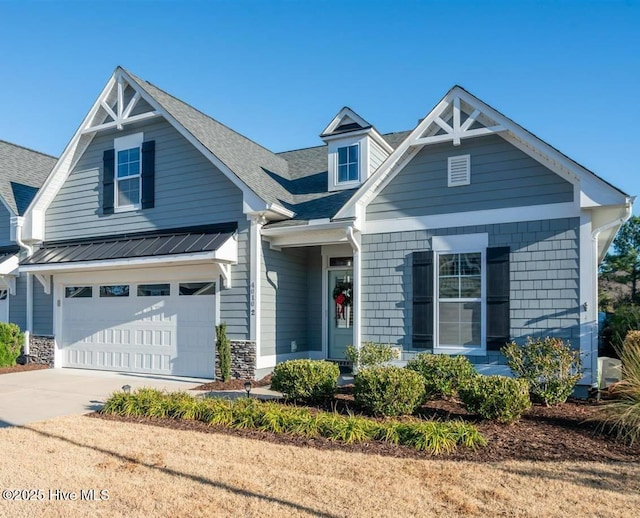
436 252 483 349
337 144 359 184
114 133 143 211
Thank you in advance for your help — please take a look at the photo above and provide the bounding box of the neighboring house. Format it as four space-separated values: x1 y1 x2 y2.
0 140 56 331
15 67 632 394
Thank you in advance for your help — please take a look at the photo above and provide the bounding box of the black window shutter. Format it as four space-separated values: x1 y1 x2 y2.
141 140 155 209
412 251 434 349
486 246 510 351
103 149 115 214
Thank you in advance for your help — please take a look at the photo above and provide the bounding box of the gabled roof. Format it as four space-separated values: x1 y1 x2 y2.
123 69 294 207
335 85 630 220
320 107 373 137
0 141 56 215
263 131 410 224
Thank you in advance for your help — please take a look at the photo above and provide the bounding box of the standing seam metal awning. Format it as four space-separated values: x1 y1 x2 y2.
21 228 236 266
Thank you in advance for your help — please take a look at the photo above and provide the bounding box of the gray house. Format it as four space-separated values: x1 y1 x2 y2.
15 67 631 393
0 140 55 331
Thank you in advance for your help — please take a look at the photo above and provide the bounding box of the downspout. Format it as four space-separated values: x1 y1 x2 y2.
11 216 33 356
589 198 634 387
346 226 361 371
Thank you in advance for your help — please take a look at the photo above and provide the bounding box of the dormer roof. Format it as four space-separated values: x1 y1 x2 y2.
320 107 373 138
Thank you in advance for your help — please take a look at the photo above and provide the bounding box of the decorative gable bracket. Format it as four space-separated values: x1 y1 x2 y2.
410 95 507 147
81 72 160 135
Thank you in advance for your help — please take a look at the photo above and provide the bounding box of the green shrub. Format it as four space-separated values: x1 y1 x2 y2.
270 359 339 403
101 390 486 454
216 323 231 382
406 353 477 399
597 334 640 444
0 323 24 367
345 342 396 369
502 337 582 406
459 375 531 424
354 366 425 416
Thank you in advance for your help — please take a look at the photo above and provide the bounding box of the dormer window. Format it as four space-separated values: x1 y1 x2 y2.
338 144 359 183
321 107 394 192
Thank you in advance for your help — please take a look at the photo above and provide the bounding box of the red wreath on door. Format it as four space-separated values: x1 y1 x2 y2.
333 281 352 322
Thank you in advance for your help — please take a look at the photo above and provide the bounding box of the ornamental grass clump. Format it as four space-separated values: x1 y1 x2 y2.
502 336 582 406
270 359 340 403
101 390 486 454
597 331 640 445
354 366 426 416
459 375 531 424
406 353 477 400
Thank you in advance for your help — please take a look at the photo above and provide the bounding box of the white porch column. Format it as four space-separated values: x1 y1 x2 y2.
346 226 362 356
249 214 266 357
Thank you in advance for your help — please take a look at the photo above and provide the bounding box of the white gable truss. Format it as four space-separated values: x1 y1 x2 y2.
23 67 281 242
335 85 630 225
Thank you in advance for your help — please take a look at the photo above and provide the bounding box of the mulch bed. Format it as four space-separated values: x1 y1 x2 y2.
0 364 49 375
90 385 640 463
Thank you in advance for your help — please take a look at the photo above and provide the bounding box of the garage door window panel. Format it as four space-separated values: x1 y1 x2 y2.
100 285 130 297
65 286 93 298
179 282 216 296
138 284 171 297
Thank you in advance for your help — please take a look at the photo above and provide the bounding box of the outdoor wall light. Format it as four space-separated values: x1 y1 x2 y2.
122 384 131 394
244 381 252 398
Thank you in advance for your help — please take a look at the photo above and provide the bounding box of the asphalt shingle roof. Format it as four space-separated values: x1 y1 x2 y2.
0 141 56 214
123 68 412 223
124 69 294 207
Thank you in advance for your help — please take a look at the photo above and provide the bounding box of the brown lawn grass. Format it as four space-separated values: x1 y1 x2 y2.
0 415 638 517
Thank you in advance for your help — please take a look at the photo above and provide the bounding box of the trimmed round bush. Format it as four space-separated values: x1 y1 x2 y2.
270 359 339 403
406 353 477 399
459 375 531 424
354 366 426 416
502 337 582 406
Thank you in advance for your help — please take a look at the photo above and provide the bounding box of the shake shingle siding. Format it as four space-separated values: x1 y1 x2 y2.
360 218 580 363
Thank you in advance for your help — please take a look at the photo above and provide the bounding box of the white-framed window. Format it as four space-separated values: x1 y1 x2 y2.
337 144 359 184
436 251 484 351
448 154 471 187
114 133 143 211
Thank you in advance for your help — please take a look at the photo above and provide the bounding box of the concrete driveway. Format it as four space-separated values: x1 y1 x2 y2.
0 368 204 428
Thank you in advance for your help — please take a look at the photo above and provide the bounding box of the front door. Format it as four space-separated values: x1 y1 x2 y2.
328 269 353 359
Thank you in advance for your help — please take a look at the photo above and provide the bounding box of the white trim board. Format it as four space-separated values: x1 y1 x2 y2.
364 202 579 234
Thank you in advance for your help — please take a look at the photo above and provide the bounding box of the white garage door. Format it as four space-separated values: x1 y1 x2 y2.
61 279 216 378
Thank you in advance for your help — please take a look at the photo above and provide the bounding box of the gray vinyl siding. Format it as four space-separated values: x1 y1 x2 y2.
306 247 322 351
261 244 310 356
7 274 53 334
369 138 388 175
33 281 53 335
45 117 244 239
220 221 250 339
45 116 250 339
9 274 26 330
360 218 580 365
367 134 574 220
0 203 12 246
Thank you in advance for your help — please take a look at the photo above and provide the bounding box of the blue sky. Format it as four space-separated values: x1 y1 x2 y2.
0 0 638 198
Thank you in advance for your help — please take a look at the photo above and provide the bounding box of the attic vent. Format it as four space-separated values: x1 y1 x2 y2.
448 155 470 187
